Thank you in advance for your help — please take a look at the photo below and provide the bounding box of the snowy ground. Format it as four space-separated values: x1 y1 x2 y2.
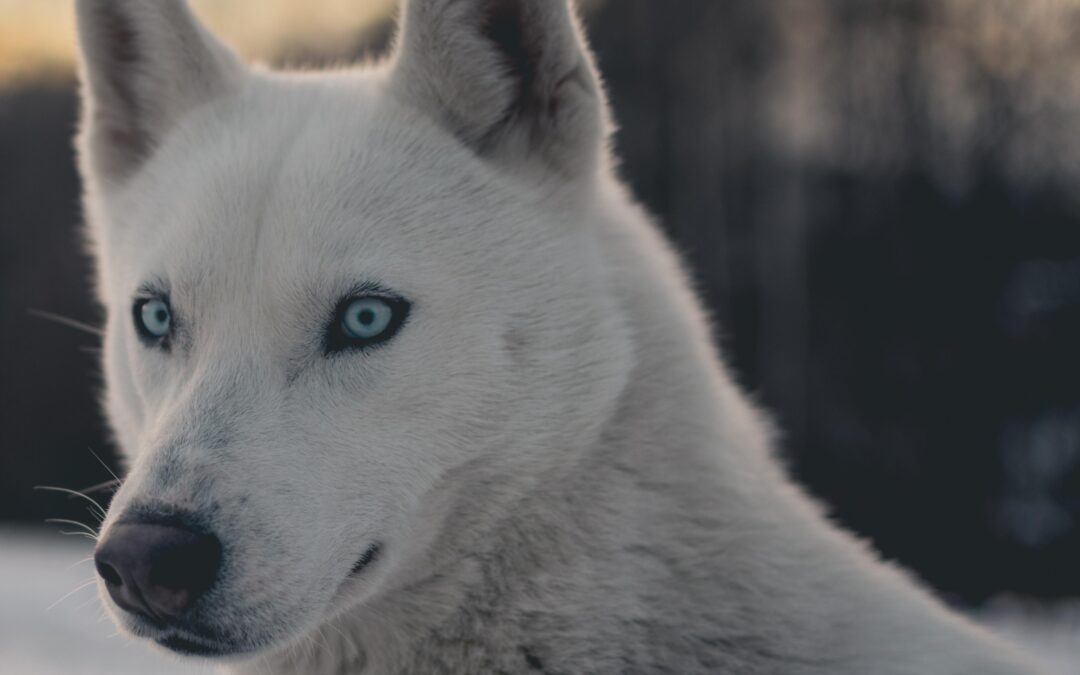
1 528 1077 673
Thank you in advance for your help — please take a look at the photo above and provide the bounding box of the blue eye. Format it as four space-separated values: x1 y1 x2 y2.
326 294 409 354
342 298 393 339
134 297 172 342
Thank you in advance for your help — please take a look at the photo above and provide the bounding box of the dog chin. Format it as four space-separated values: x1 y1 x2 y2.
117 612 261 660
155 633 257 658
110 589 293 662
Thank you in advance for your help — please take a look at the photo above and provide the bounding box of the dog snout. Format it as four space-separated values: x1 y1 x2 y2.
94 520 222 624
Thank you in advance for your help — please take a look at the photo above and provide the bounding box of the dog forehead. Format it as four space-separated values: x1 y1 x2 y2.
223 78 494 240
135 75 526 294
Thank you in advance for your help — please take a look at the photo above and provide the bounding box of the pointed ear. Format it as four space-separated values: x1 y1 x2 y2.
75 0 243 183
389 0 608 177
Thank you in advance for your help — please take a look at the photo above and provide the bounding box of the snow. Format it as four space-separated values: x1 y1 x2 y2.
1 528 1077 673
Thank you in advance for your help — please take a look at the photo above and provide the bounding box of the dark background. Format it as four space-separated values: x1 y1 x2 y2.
1 0 1078 607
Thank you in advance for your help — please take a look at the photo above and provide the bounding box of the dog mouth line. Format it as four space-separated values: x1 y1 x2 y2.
350 542 381 576
156 632 247 657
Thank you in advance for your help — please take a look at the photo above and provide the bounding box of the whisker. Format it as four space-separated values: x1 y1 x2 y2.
34 485 108 521
27 309 103 337
315 626 333 656
45 518 99 538
65 556 95 571
47 578 98 611
73 594 101 613
57 530 99 542
255 654 272 675
87 447 122 483
323 621 352 649
299 635 314 664
80 478 121 495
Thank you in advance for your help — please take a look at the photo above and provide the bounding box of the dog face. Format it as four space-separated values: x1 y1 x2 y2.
77 0 632 660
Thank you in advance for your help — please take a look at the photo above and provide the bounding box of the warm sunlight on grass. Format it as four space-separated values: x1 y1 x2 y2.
0 0 398 86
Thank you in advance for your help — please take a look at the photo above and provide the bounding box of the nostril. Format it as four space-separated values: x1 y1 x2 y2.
96 559 122 587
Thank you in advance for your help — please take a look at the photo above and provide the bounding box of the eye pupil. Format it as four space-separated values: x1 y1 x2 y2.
358 309 376 325
156 309 168 323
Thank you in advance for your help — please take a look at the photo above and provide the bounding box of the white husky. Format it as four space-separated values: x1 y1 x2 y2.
75 0 1041 672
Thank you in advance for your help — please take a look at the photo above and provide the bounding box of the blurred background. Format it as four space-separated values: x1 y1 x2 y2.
1 0 1079 672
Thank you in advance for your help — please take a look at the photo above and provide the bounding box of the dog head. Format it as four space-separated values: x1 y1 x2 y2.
76 0 632 660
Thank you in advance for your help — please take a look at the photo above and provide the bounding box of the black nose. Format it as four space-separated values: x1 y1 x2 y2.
94 521 221 623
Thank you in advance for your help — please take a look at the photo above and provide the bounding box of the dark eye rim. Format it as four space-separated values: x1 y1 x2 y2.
132 294 173 348
324 292 411 355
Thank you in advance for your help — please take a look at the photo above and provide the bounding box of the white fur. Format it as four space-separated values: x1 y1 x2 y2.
74 0 1044 672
